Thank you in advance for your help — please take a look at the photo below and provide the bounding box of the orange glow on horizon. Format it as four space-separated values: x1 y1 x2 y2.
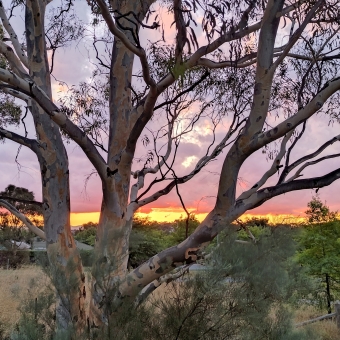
71 212 100 226
70 209 308 226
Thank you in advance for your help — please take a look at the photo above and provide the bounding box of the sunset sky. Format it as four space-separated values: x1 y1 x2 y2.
1 2 340 227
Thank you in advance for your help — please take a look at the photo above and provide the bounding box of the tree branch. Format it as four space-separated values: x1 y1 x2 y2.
0 127 39 151
252 78 340 151
0 69 107 179
272 0 324 69
135 264 191 306
240 168 340 210
94 0 155 87
286 153 340 182
0 1 29 68
0 199 45 240
238 130 294 201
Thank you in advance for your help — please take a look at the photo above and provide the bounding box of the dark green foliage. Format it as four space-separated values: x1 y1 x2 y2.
296 197 340 313
0 185 43 226
79 249 94 267
73 218 177 268
305 196 337 223
11 277 56 340
0 224 36 244
167 215 200 244
0 250 30 269
10 225 315 340
296 221 340 312
74 222 97 246
145 227 313 340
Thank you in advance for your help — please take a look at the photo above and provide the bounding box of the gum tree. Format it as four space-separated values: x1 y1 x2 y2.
1 0 340 335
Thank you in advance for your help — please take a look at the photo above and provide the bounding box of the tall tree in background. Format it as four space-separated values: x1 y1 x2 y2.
297 197 340 314
1 0 340 335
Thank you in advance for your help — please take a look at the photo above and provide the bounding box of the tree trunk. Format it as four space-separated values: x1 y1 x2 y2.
26 0 86 335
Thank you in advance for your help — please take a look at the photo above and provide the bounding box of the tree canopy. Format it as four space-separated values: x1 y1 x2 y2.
297 197 340 313
1 0 340 335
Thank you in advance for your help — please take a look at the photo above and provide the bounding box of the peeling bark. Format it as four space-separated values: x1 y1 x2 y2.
1 0 340 333
25 0 86 334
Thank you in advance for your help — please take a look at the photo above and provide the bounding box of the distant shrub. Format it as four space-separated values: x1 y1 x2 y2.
0 250 30 269
79 249 94 267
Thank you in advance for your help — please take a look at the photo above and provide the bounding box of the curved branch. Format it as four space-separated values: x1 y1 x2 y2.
273 0 323 69
0 83 31 102
94 0 155 87
136 119 245 208
0 127 39 151
278 121 307 184
238 130 294 201
252 78 340 151
135 264 191 306
0 41 28 78
282 134 340 183
0 199 46 240
286 153 340 182
241 167 340 210
0 69 107 179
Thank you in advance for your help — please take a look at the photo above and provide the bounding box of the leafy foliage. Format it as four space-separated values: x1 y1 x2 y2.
296 197 340 313
0 184 42 217
74 222 98 246
305 196 337 223
10 225 315 340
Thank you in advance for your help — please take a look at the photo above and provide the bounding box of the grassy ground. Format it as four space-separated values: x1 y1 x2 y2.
0 266 47 327
0 266 339 339
294 305 340 340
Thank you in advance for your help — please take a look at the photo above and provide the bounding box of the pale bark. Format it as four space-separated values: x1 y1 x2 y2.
1 0 340 333
0 1 29 68
25 0 86 334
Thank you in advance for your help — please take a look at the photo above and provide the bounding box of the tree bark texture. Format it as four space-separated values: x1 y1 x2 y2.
25 0 86 333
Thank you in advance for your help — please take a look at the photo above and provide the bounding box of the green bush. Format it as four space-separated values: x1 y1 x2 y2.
0 250 30 268
79 249 94 267
9 226 316 340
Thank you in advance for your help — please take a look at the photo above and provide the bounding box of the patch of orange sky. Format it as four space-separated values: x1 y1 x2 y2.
70 209 307 226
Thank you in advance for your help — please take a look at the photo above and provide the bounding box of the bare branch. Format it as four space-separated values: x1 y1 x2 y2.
0 41 28 78
136 119 246 208
135 264 191 306
282 134 340 182
286 153 340 182
241 168 340 210
94 0 156 87
238 130 294 201
278 121 307 184
273 0 323 69
0 127 39 151
252 78 340 151
0 83 30 102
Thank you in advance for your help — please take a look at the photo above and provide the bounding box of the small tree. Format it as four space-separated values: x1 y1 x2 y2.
297 197 340 313
0 184 43 245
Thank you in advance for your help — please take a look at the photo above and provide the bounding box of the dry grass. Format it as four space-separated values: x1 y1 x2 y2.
1 268 340 340
0 266 47 327
294 305 340 340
